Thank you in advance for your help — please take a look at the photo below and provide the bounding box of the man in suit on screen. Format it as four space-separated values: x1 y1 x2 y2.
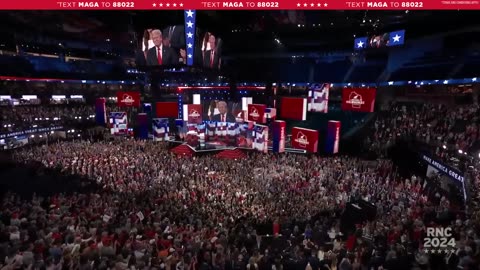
203 34 221 69
211 101 235 122
163 25 185 51
146 29 179 66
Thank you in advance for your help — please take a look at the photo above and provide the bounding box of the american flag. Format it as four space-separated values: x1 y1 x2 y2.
253 125 268 152
227 123 238 136
109 112 128 135
153 118 169 141
184 10 196 66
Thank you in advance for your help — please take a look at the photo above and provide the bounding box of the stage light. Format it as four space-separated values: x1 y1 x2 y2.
443 145 447 149
458 149 463 154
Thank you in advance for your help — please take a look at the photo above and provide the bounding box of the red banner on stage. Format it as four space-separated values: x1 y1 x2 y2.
156 102 179 118
186 104 203 124
291 127 318 153
341 88 376 113
117 91 141 107
0 0 478 9
247 104 266 123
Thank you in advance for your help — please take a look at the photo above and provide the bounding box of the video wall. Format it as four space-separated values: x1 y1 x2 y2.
136 11 223 69
354 30 405 50
181 99 253 149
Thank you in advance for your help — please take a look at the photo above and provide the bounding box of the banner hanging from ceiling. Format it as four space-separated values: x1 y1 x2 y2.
0 1 474 10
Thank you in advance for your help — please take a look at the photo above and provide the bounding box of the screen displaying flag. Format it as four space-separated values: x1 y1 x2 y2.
253 124 268 153
388 30 405 47
109 112 128 135
95 98 106 126
308 83 329 113
153 118 169 141
341 88 377 112
354 37 368 50
184 10 196 66
326 121 341 154
265 108 277 120
280 97 307 120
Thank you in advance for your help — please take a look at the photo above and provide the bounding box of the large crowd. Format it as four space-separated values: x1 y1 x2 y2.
0 140 476 270
0 103 122 134
367 103 480 159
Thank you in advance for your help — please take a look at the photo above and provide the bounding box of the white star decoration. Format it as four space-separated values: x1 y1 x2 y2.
296 3 328 8
166 3 170 6
173 3 176 6
179 3 183 6
392 34 401 42
159 3 163 6
152 3 156 6
425 249 456 254
184 10 195 66
357 41 364 48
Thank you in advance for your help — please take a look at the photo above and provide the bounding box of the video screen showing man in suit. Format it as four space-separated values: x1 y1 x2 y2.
145 29 186 66
202 32 222 70
204 100 240 122
163 25 185 51
368 33 390 48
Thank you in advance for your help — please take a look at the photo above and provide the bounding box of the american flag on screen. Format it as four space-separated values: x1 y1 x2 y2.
109 112 128 135
227 123 238 136
207 121 216 138
184 10 196 66
253 125 268 153
153 118 169 141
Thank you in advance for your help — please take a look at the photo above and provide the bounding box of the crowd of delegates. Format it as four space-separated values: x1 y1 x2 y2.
367 103 480 158
0 140 478 269
0 103 122 134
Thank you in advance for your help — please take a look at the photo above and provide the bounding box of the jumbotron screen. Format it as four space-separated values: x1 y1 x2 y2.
137 26 223 69
182 99 253 149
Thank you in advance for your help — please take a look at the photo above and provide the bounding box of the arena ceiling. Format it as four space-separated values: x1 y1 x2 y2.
0 10 479 54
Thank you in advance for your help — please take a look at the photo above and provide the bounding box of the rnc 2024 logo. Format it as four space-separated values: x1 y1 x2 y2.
294 132 309 148
188 109 200 119
249 107 260 120
423 227 456 254
120 94 135 106
346 92 365 109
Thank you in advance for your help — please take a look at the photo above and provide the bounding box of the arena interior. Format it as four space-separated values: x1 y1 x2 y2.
0 10 479 270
